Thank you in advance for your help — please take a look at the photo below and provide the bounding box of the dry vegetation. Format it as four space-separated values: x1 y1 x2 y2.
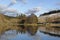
0 14 21 35
0 14 38 35
38 10 60 28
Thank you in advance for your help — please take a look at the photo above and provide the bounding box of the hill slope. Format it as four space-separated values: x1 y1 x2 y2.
0 14 21 35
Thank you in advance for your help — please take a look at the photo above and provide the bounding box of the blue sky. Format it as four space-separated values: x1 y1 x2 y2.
0 0 60 17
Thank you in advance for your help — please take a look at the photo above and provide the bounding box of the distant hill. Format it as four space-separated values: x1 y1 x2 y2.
38 10 60 23
40 10 60 16
38 10 60 28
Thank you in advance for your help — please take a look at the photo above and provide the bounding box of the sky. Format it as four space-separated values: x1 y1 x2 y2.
0 0 60 17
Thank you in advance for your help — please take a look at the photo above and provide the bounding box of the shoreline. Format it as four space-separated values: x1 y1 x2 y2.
40 30 60 37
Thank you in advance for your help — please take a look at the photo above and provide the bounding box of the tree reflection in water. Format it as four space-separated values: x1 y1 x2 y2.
0 30 41 40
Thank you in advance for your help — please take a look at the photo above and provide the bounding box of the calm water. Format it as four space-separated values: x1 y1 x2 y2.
0 30 60 40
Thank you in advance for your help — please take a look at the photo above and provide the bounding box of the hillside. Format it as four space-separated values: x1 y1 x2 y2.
40 10 60 16
0 14 38 35
38 10 60 23
0 14 21 35
38 13 60 23
38 10 60 27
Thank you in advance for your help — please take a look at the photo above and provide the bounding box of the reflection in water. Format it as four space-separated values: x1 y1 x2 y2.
0 30 60 40
39 31 60 40
0 26 60 40
0 30 41 40
0 30 17 40
39 27 60 37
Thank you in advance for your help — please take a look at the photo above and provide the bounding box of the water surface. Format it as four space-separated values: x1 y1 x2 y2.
0 30 60 40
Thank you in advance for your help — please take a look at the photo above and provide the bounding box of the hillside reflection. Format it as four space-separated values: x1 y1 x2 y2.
0 29 60 40
39 27 60 37
0 30 41 40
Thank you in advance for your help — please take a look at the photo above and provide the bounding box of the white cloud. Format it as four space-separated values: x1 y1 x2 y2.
0 0 26 16
0 4 7 10
26 7 40 14
11 0 17 4
0 4 8 13
21 0 27 4
0 4 20 15
4 8 21 16
8 0 27 6
3 8 18 13
0 0 27 12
